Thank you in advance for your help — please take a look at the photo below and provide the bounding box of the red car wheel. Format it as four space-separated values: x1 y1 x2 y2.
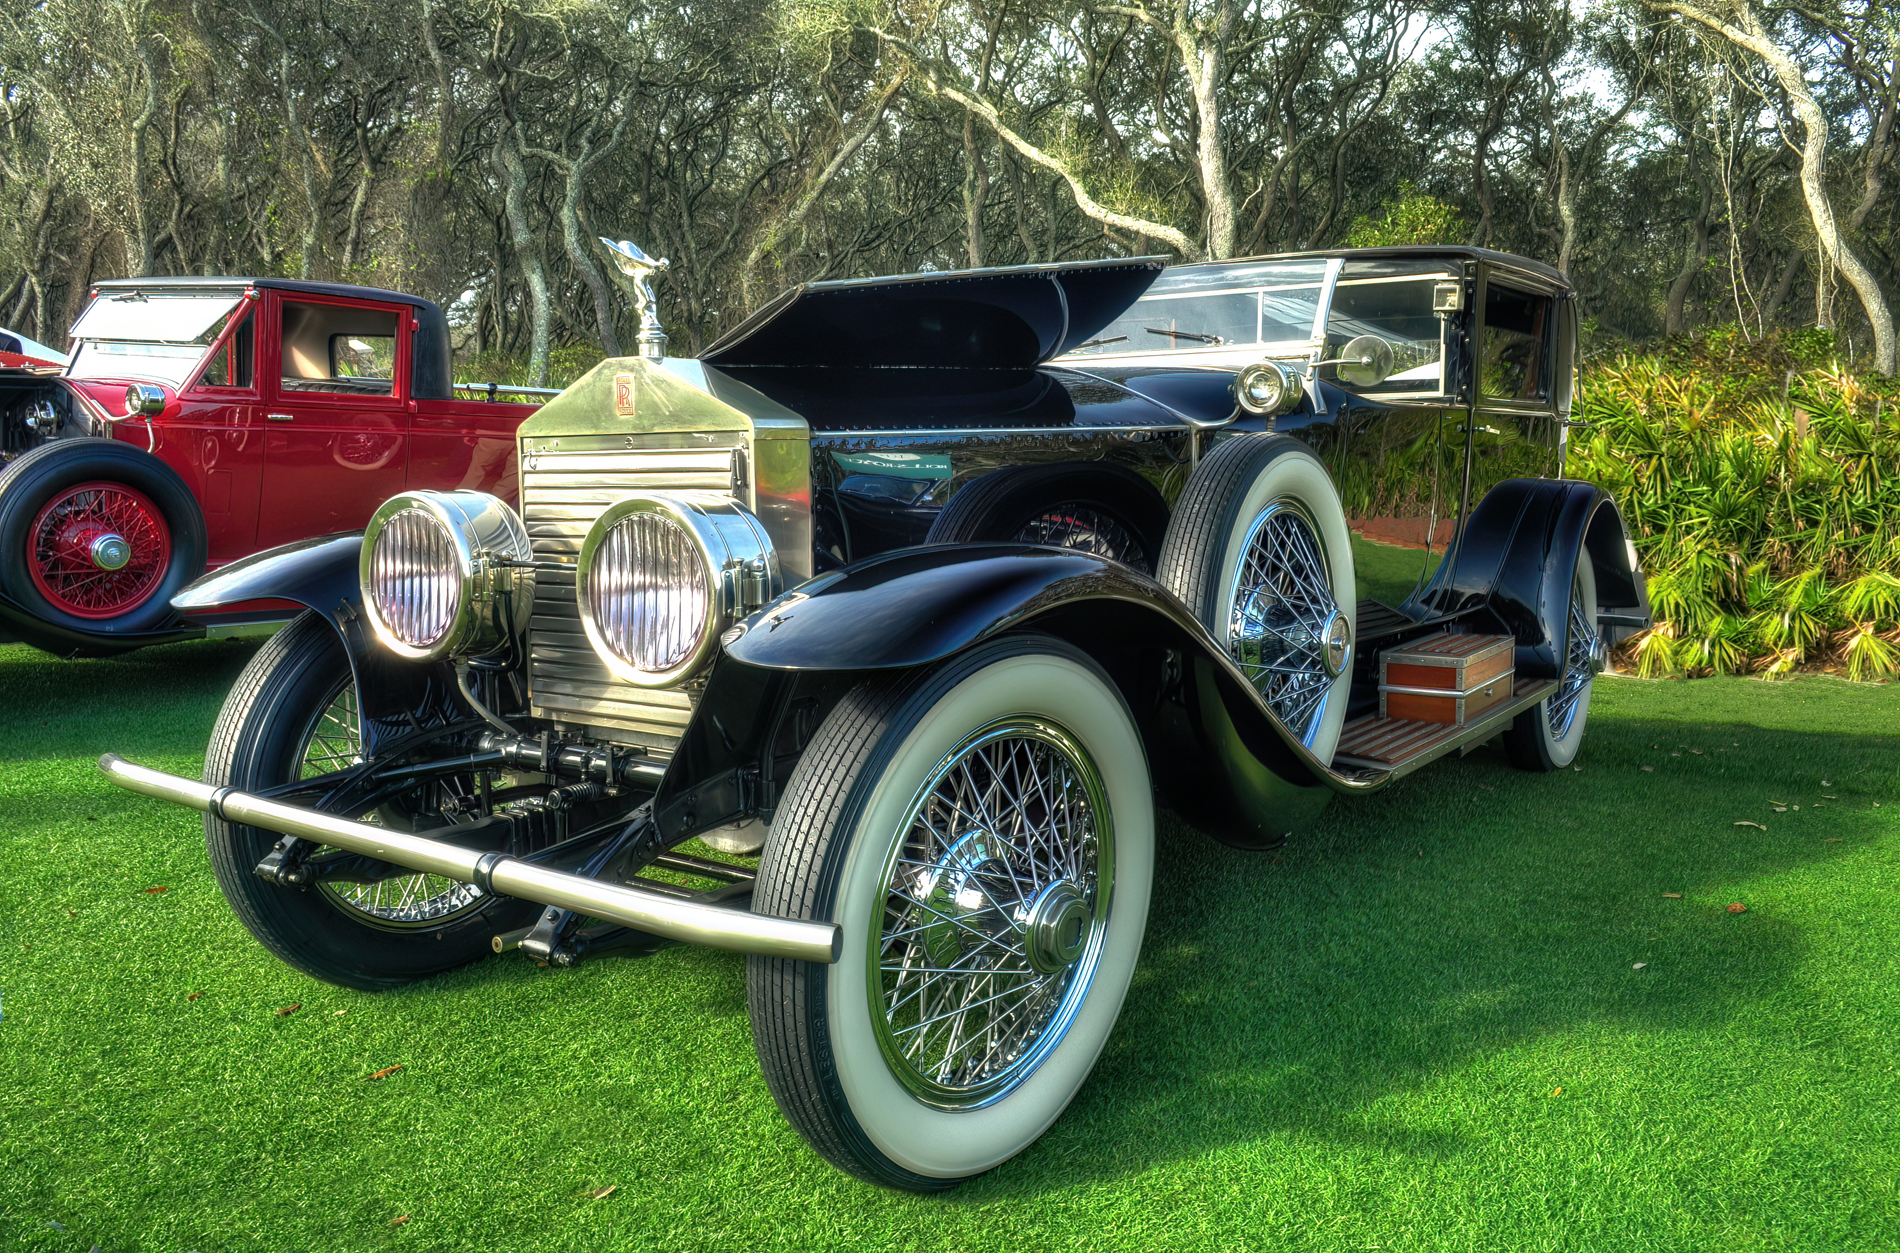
26 480 173 618
0 438 207 647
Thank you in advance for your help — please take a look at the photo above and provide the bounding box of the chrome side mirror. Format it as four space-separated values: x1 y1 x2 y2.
1324 335 1395 388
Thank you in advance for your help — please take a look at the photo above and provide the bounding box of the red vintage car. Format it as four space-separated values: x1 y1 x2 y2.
0 278 543 655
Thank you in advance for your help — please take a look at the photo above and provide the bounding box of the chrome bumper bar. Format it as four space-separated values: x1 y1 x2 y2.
97 754 839 964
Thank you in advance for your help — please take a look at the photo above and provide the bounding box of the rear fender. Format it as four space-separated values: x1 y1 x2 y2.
716 544 1353 848
172 533 452 742
1421 479 1650 678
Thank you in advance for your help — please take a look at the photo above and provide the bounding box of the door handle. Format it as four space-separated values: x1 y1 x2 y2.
266 413 295 422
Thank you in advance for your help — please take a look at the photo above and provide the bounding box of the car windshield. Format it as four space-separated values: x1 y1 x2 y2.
66 290 247 388
1063 256 1456 397
70 290 245 343
1066 259 1332 358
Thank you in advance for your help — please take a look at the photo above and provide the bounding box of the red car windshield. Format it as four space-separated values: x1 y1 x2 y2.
66 290 245 388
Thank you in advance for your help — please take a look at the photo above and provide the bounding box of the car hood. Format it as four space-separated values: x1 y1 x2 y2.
701 257 1167 371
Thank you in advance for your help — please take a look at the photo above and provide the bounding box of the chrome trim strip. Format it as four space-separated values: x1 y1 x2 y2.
1377 670 1515 699
97 754 840 963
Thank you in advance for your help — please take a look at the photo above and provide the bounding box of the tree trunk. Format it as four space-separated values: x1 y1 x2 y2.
961 115 989 268
1658 0 1897 374
1761 250 1804 326
1666 170 1713 335
492 128 552 386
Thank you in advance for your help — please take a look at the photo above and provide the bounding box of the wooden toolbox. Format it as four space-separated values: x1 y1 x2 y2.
1378 632 1516 725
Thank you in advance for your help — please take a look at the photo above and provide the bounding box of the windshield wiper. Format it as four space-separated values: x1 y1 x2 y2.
1075 335 1128 350
1145 327 1223 344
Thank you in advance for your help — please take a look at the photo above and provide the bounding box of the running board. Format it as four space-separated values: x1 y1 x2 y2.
96 754 839 964
1331 676 1558 779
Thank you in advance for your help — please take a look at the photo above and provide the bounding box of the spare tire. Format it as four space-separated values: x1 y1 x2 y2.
0 438 207 637
924 461 1169 573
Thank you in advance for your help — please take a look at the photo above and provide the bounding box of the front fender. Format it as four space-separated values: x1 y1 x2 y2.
172 531 366 624
173 532 440 734
719 543 1377 848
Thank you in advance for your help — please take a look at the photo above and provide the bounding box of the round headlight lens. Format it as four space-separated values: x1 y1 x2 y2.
360 490 531 661
369 507 461 649
1234 360 1296 415
586 509 710 674
577 493 778 688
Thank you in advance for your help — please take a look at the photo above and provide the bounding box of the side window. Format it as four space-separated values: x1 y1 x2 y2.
280 300 399 396
1480 285 1550 401
195 311 255 389
332 334 396 381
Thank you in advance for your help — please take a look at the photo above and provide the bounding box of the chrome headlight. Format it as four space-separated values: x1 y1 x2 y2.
578 493 778 688
1233 359 1300 416
360 490 531 661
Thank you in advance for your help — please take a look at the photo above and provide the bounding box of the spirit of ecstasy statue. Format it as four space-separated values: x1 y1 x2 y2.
600 238 670 359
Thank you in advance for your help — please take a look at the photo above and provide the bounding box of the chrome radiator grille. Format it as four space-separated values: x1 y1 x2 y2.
521 436 743 748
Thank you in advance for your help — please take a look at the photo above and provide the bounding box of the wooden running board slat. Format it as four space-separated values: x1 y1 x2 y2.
1333 677 1546 768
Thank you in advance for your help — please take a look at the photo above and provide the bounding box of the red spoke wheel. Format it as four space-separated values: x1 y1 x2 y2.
27 480 172 618
0 437 206 648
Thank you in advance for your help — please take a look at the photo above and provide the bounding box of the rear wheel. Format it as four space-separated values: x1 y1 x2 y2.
0 439 205 641
1504 558 1600 771
203 611 534 990
748 636 1153 1189
925 462 1169 573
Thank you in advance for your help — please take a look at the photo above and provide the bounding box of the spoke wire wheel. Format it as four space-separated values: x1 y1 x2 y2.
1156 434 1356 763
294 672 486 929
924 462 1170 575
1010 504 1145 568
1548 575 1597 739
872 718 1111 1108
1226 498 1348 747
202 611 536 990
27 480 170 618
1504 557 1598 771
748 636 1153 1189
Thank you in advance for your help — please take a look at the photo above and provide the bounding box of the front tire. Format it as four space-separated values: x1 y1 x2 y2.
204 611 535 990
747 636 1153 1189
1504 558 1599 771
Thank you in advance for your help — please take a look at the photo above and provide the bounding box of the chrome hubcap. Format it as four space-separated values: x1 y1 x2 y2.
1227 500 1346 745
873 718 1111 1107
1022 880 1091 974
89 533 131 571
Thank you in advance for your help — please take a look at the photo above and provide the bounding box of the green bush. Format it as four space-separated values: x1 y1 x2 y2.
1569 331 1900 680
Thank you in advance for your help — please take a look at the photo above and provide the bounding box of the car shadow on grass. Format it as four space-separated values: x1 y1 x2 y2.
947 713 1884 1197
0 637 267 764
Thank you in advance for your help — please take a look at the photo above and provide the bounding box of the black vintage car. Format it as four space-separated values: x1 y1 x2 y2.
103 244 1649 1190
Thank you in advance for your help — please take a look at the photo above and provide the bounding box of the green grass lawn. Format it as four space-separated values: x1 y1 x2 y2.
1353 532 1441 606
2 638 1897 1252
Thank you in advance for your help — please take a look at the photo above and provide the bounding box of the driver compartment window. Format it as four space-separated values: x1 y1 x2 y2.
1480 285 1550 402
279 300 400 397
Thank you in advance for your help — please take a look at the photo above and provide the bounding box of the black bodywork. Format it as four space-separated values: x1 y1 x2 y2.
170 249 1648 955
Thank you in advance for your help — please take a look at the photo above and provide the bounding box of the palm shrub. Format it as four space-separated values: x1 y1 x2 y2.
1567 332 1900 680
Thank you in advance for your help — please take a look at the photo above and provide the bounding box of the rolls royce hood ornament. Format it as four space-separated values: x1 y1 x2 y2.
601 238 671 359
